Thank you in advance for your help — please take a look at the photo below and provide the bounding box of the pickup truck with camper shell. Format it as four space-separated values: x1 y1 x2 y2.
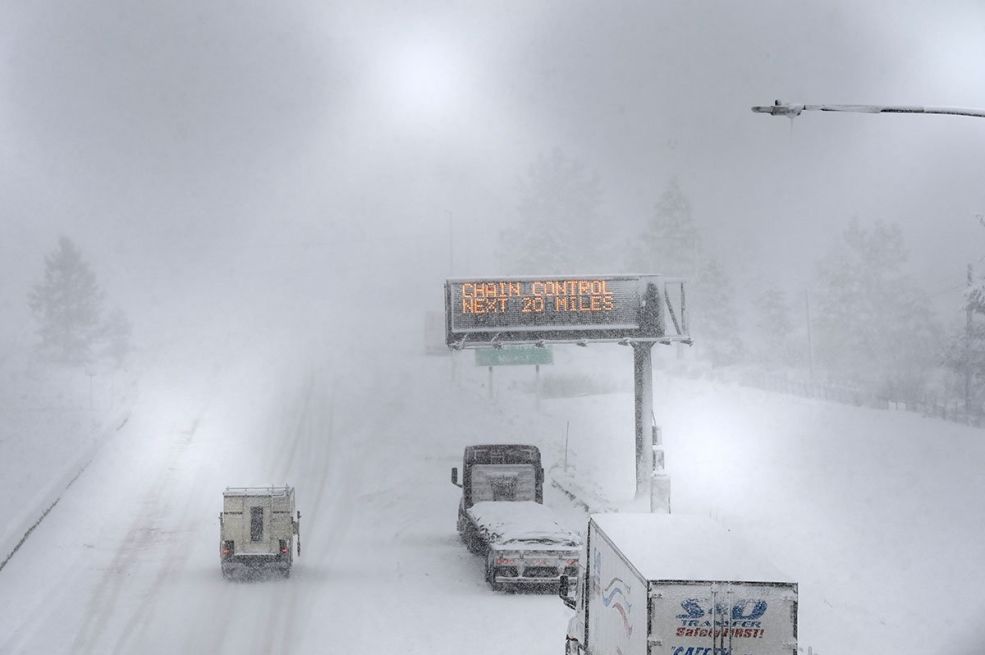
219 486 300 579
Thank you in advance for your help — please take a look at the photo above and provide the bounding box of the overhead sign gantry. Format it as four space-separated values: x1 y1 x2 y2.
445 275 689 348
444 274 690 509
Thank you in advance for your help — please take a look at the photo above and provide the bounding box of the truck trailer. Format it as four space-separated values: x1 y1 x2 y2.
219 486 300 579
451 444 581 591
561 514 797 655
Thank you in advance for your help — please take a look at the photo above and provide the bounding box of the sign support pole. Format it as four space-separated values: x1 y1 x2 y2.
488 366 494 399
633 342 654 499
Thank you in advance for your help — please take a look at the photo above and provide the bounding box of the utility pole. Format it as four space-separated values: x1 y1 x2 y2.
805 290 816 383
86 369 95 411
966 264 974 414
448 211 456 385
448 211 454 274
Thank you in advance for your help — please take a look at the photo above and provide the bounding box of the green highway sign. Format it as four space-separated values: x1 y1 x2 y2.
474 346 553 367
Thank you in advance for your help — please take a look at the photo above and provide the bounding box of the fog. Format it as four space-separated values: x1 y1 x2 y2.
4 0 985 354
2 4 985 652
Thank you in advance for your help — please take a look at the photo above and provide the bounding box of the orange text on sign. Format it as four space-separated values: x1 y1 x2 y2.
459 280 617 315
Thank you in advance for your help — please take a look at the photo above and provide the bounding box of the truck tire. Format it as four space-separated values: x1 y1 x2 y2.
464 526 482 554
485 562 501 591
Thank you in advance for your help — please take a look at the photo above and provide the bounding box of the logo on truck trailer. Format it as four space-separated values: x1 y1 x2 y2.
602 577 634 637
672 597 771 646
676 598 768 623
674 598 770 644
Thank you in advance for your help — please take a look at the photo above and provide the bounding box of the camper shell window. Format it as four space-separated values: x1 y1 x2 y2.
250 507 264 542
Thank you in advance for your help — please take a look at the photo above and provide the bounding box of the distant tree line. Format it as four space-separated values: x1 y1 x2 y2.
497 149 972 412
943 270 985 414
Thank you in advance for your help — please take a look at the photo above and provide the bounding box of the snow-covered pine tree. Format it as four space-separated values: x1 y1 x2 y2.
941 276 985 413
27 237 105 366
626 179 702 279
812 218 939 400
497 149 606 275
753 286 799 368
99 307 132 367
691 258 744 367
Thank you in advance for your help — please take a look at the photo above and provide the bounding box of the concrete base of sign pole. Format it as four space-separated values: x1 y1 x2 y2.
650 474 671 514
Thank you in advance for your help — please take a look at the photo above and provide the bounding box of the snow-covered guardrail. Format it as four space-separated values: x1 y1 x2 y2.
549 466 618 513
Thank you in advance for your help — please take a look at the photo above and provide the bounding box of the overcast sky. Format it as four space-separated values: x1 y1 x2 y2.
3 0 985 345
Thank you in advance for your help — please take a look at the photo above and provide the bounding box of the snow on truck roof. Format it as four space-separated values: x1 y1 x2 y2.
223 486 294 496
592 513 795 584
470 501 581 547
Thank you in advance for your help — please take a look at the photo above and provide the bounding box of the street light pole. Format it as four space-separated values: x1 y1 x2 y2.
752 100 985 120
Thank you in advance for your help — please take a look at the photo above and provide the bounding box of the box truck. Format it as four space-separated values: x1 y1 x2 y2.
560 514 797 655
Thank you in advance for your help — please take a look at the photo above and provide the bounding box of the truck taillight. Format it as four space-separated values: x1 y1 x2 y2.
221 540 234 558
279 539 289 555
495 558 518 565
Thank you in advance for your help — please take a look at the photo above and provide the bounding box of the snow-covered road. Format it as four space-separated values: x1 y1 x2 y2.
3 330 984 654
0 343 576 654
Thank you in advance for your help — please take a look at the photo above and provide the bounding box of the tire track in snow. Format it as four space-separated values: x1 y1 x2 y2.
69 414 207 655
167 367 329 654
273 366 401 648
108 423 219 654
271 370 344 646
257 372 323 653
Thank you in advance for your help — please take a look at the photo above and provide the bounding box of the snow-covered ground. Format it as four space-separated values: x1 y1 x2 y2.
539 348 985 655
0 332 579 654
0 357 135 565
0 335 982 654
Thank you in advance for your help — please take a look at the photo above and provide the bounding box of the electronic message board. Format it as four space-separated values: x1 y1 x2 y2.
445 275 688 348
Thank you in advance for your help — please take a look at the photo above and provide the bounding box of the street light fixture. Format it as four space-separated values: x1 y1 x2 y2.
752 99 985 119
